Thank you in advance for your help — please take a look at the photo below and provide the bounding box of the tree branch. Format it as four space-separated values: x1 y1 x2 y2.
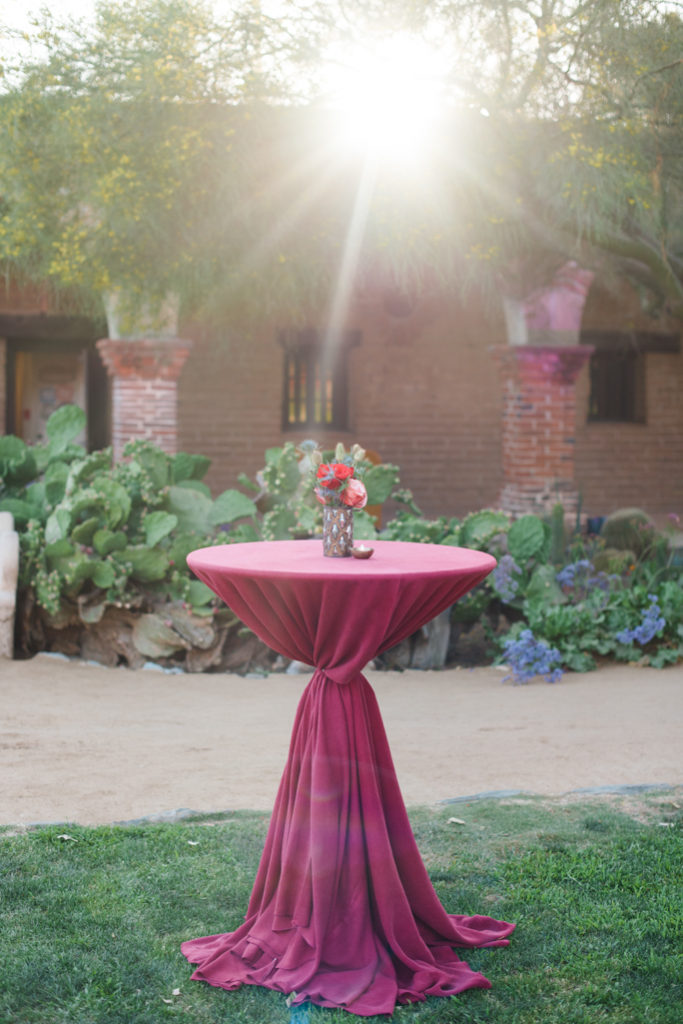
592 229 683 315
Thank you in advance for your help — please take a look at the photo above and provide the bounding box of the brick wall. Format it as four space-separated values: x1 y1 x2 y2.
576 353 683 516
351 297 503 517
2 276 681 521
0 280 53 315
177 296 504 518
575 283 683 516
177 284 682 520
177 321 285 495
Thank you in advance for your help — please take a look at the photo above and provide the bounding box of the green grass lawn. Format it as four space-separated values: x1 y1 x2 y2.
1 791 681 1024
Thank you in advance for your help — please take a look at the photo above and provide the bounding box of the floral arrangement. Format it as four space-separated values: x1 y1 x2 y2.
306 442 368 509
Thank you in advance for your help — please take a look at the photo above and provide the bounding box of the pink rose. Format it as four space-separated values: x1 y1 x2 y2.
340 478 368 509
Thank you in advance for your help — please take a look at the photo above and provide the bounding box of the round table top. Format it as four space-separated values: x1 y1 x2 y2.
187 539 496 582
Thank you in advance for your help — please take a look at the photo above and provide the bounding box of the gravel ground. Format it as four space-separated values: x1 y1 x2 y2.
1 654 681 826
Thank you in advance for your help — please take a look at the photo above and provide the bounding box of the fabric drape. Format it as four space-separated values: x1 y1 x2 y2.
182 541 514 1016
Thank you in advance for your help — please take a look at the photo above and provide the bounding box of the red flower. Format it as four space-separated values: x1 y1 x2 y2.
316 463 354 490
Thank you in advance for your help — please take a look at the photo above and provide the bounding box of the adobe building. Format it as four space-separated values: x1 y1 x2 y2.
1 270 681 523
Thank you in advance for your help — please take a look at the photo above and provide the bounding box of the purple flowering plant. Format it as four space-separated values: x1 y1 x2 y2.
615 594 666 646
501 628 563 684
492 554 522 603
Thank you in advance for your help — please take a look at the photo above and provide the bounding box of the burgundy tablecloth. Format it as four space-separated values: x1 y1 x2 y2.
181 540 514 1016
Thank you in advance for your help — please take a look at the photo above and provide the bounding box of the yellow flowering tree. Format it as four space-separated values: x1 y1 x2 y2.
0 0 322 321
0 0 681 322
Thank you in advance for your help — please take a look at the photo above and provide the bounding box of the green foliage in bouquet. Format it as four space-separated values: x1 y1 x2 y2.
236 441 404 543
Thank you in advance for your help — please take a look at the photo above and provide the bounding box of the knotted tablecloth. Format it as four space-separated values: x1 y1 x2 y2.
182 540 514 1015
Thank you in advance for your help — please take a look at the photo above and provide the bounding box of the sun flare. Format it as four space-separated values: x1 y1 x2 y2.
328 34 449 165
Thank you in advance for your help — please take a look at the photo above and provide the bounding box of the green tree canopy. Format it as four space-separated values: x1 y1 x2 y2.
0 0 681 322
0 0 325 319
298 0 683 313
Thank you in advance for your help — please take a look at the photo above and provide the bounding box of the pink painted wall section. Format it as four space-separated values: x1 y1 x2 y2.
523 261 596 334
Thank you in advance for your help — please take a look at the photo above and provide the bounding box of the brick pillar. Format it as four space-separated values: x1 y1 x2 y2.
492 345 593 516
96 337 191 462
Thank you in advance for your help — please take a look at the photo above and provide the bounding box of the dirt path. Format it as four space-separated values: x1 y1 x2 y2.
1 655 681 826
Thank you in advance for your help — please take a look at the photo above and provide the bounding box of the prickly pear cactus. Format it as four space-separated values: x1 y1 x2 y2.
600 508 655 558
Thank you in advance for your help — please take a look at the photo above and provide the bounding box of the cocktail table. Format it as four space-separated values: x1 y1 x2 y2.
181 539 514 1016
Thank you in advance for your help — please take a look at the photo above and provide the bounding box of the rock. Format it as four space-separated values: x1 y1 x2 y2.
410 608 452 670
449 621 493 667
286 660 314 674
79 607 145 669
220 632 272 672
163 604 216 650
185 630 230 673
380 637 412 671
132 613 190 659
77 593 107 624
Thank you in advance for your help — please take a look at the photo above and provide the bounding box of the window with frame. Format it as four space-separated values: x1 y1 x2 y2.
280 328 359 431
588 346 645 423
582 330 679 424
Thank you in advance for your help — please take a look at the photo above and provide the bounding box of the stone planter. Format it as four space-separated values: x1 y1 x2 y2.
103 290 180 340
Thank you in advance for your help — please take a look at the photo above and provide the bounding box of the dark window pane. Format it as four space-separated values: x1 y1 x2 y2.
582 332 646 424
280 329 358 431
588 349 645 422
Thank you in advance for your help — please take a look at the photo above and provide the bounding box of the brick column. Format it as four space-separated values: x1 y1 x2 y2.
492 345 593 516
96 337 191 462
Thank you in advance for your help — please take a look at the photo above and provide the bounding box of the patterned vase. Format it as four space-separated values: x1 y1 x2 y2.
322 505 354 557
